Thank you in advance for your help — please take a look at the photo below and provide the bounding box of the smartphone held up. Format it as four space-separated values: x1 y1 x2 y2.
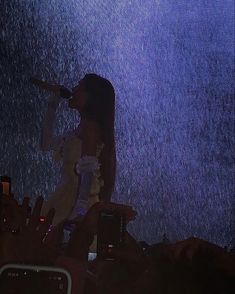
97 210 126 260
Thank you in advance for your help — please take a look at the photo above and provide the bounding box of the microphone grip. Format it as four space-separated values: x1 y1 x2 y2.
60 86 72 99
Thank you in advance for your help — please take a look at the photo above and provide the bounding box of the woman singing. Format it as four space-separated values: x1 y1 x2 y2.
38 74 116 225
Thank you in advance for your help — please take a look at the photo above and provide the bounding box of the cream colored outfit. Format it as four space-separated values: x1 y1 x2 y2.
41 96 103 226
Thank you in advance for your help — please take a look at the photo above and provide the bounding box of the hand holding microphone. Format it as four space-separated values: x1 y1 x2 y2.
30 77 72 99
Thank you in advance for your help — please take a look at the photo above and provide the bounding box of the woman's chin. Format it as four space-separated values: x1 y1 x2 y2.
68 101 75 109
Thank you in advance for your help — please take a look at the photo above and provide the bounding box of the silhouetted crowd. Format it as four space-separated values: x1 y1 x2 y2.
0 191 234 293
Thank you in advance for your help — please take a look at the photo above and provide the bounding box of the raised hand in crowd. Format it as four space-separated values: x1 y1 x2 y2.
55 202 137 294
65 201 137 261
83 201 137 235
0 196 57 265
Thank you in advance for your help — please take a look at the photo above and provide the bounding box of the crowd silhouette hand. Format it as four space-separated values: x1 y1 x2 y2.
111 232 145 264
0 196 55 265
43 220 65 250
65 202 137 262
1 194 21 233
81 201 137 236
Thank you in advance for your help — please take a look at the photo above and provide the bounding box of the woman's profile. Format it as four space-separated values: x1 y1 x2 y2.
36 74 116 225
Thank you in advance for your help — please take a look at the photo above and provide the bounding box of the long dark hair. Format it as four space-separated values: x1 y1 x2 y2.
82 73 116 202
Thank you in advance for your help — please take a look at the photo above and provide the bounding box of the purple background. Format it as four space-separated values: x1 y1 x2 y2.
0 0 234 247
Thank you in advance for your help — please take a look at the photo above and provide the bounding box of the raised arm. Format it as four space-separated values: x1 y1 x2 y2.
41 92 63 151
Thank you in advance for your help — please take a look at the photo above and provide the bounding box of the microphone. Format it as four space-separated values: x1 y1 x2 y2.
30 77 72 99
